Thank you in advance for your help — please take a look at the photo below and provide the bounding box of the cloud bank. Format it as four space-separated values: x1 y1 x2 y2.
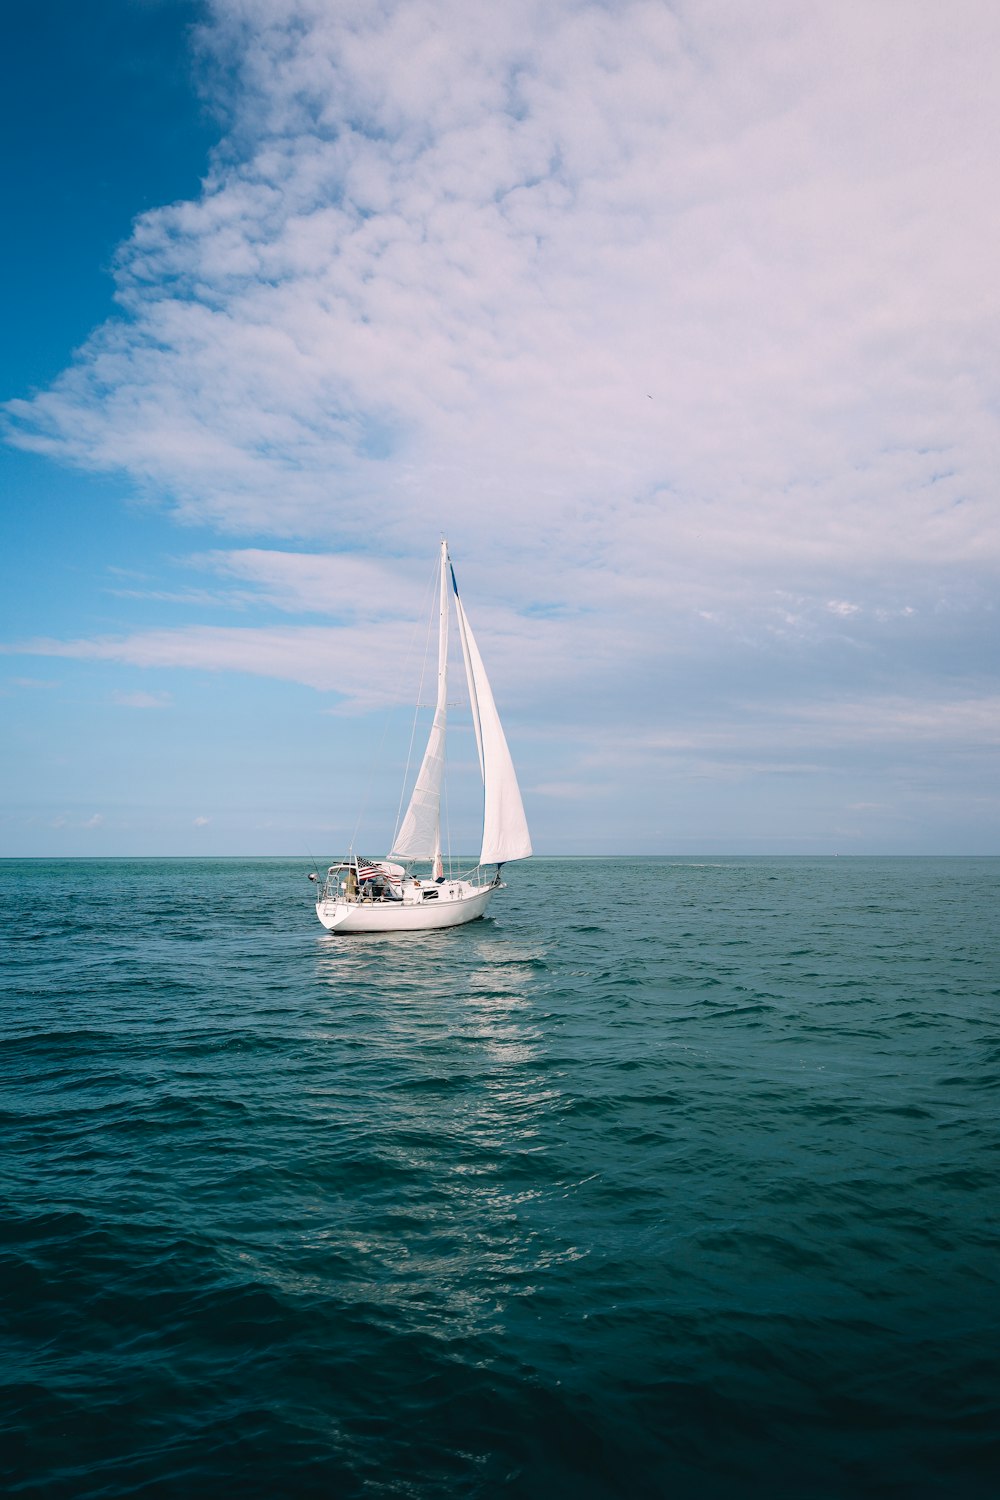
4 0 999 849
8 0 998 577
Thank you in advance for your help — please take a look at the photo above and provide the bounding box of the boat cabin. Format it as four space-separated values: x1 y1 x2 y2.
319 857 466 906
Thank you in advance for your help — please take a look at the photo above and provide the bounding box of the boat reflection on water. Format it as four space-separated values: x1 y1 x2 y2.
308 925 583 1340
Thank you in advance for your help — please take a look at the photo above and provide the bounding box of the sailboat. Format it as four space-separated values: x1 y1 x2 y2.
314 540 531 933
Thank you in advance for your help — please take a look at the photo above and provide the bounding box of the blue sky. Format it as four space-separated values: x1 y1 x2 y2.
2 0 998 857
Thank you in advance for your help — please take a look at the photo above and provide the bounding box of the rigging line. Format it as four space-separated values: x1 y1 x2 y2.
388 552 440 852
303 836 336 896
349 556 438 854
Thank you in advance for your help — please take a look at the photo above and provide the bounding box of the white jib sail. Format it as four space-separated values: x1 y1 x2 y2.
452 579 532 866
390 544 450 862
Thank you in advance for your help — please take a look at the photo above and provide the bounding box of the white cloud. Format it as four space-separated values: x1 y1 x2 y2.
2 607 576 713
573 692 1000 776
194 815 211 826
187 548 429 616
48 812 107 831
111 690 174 709
4 0 998 600
530 781 599 800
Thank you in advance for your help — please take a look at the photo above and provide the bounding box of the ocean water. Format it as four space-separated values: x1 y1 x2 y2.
1 856 997 1499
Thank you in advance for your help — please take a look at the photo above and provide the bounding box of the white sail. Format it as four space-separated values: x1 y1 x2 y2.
452 575 532 866
390 543 449 861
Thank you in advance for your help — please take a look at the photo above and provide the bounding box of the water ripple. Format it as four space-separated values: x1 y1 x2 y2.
1 856 998 1498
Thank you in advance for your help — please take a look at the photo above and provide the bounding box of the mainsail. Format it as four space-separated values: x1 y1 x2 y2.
452 569 533 866
390 541 531 869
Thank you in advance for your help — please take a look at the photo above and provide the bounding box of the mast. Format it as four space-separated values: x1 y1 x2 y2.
431 539 449 878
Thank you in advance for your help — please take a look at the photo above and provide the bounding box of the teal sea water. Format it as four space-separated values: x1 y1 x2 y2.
1 856 997 1498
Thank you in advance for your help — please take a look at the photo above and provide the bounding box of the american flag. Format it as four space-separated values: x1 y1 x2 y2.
356 860 401 886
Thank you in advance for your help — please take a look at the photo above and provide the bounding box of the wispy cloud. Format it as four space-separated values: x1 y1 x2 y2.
105 586 236 608
111 689 173 709
187 548 429 616
530 781 598 801
2 611 572 712
587 693 1000 761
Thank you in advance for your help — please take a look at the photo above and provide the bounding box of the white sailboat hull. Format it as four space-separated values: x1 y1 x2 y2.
316 881 494 933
